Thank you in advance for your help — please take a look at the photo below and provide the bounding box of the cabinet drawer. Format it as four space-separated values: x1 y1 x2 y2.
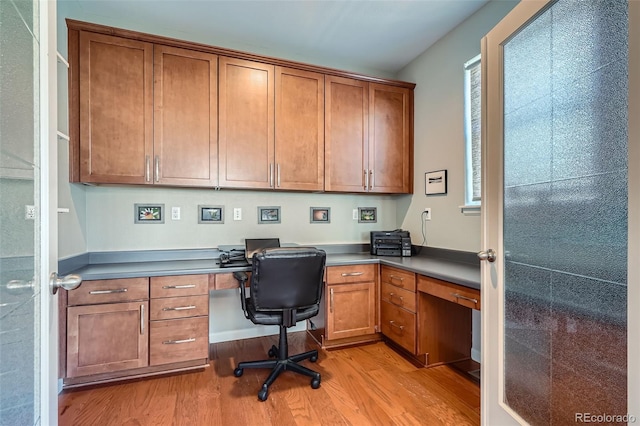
150 275 209 298
417 275 481 310
380 266 416 292
380 300 416 354
150 316 209 366
326 264 376 284
68 278 149 306
150 295 209 320
381 282 416 313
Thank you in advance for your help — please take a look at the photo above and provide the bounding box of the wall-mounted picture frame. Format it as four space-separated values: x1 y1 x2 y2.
134 203 164 224
258 206 281 224
198 205 224 224
425 169 448 195
358 207 377 223
310 207 331 224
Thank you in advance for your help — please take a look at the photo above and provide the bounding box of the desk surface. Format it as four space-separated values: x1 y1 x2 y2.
63 250 480 290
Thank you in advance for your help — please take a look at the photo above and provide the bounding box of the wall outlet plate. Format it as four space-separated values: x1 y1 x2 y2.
233 208 242 221
25 205 36 220
171 206 181 220
424 208 431 221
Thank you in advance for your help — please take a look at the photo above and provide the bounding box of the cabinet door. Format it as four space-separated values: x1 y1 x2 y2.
79 32 153 184
324 76 369 192
67 301 148 377
154 45 218 186
275 67 324 191
368 83 413 193
218 57 274 188
326 282 376 340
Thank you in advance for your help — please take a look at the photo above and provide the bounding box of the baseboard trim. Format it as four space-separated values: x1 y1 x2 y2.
471 347 481 363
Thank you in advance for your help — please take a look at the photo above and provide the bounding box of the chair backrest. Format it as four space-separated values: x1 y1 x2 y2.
250 247 326 311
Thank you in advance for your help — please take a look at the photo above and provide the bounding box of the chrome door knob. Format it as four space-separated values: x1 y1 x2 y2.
50 272 82 295
477 249 497 262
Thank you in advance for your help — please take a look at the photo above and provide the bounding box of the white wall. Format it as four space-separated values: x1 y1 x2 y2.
397 0 518 252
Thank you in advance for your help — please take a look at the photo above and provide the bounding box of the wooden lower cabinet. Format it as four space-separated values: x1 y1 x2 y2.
380 266 419 357
64 275 210 388
307 264 380 348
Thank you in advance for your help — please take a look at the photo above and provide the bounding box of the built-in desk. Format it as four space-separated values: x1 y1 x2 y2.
58 246 480 387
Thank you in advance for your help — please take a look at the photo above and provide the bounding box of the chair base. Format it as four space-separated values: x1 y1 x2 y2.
233 326 321 401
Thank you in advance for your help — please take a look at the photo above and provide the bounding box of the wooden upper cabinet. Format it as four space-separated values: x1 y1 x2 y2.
218 57 275 189
324 76 369 192
153 46 218 187
79 32 153 184
275 67 324 191
368 83 412 194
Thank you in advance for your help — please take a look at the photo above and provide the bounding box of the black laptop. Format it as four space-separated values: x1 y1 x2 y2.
244 238 281 263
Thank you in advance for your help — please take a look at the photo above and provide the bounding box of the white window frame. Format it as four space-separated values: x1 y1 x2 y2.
463 54 482 211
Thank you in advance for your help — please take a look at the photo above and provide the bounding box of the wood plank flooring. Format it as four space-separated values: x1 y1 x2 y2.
59 332 480 425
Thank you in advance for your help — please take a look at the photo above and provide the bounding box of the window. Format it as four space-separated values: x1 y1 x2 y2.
464 54 481 207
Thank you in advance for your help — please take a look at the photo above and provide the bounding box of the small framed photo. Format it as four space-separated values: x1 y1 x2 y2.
134 204 164 224
358 207 377 223
310 207 331 224
258 206 281 224
198 205 224 224
425 170 448 195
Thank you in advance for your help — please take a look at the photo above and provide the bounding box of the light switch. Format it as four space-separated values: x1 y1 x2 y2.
171 207 181 220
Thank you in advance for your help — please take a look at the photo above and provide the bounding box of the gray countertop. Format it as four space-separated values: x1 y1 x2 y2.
63 249 480 290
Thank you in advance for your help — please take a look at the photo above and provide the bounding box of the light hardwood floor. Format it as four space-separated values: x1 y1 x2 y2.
59 332 480 425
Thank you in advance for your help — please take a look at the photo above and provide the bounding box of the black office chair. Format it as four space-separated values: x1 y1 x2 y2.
232 247 326 401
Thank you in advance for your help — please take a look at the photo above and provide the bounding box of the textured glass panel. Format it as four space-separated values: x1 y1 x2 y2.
502 0 628 423
503 8 551 115
504 96 552 187
504 262 552 426
552 59 628 181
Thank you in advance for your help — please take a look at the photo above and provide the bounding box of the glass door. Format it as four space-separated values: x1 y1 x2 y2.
481 0 638 423
0 0 59 424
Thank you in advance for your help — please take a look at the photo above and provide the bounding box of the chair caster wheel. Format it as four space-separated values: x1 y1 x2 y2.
258 387 269 401
311 377 321 389
310 354 318 362
268 346 277 358
233 368 243 377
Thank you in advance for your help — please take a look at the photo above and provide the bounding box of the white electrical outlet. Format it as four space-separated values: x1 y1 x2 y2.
233 208 242 221
171 206 181 220
424 208 431 221
353 209 358 220
25 205 36 220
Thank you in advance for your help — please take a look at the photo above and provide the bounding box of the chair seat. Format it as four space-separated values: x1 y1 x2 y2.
246 300 319 325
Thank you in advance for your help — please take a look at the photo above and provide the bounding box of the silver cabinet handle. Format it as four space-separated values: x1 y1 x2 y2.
277 164 281 187
145 155 150 182
269 163 274 187
389 320 404 333
330 287 334 313
162 305 196 311
162 284 196 289
369 169 374 190
163 338 196 345
89 288 127 295
341 272 364 277
363 170 368 190
49 273 82 295
477 249 496 262
140 304 145 335
154 156 160 182
389 292 404 306
451 293 478 305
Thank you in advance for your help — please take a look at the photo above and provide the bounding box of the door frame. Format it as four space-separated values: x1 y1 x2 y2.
480 0 639 423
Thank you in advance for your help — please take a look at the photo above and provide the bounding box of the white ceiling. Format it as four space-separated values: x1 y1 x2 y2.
60 0 490 76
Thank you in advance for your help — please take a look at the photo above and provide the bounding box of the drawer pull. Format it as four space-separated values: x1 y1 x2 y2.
330 288 334 313
89 288 127 295
341 272 364 277
389 292 404 306
163 338 196 345
162 284 196 289
389 320 404 334
451 293 478 305
162 305 196 311
389 275 405 286
140 304 145 335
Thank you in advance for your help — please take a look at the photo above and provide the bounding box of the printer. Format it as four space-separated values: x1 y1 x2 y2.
370 230 412 257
